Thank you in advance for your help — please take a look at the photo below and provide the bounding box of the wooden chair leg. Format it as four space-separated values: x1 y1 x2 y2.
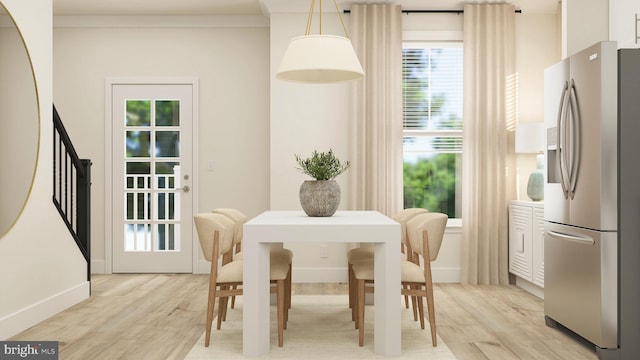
204 230 220 347
411 295 418 321
348 263 354 311
412 254 421 321
277 279 285 347
221 290 229 322
350 263 359 322
285 265 291 329
352 306 358 329
352 300 358 328
230 286 236 309
352 279 359 329
221 250 234 312
287 263 292 309
217 295 226 330
205 282 217 347
417 293 425 329
357 279 365 346
425 282 437 346
403 285 410 309
217 285 226 322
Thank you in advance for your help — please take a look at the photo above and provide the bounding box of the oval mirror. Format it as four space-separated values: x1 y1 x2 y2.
0 2 40 237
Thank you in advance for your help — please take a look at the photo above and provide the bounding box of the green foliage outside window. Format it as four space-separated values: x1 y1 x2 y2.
402 47 462 219
403 153 458 218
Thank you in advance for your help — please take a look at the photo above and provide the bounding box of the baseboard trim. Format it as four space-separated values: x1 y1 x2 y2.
0 281 90 340
293 267 349 283
196 259 211 274
431 267 462 283
91 260 105 274
293 266 462 284
515 277 544 299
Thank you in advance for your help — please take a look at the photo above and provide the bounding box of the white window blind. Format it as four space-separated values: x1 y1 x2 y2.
402 46 463 152
402 44 463 218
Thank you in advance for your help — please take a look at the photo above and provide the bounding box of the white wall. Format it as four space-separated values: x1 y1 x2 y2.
269 12 354 282
563 0 609 57
563 0 640 52
609 0 640 49
267 11 464 282
0 17 38 234
0 0 89 340
268 8 557 282
52 17 272 273
515 14 560 201
0 0 561 339
50 7 558 284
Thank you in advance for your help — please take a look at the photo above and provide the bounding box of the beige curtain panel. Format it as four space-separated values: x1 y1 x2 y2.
461 3 517 285
348 3 403 217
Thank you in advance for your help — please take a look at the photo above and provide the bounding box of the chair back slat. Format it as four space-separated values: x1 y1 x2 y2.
194 213 236 261
392 208 428 245
212 208 247 246
406 212 448 261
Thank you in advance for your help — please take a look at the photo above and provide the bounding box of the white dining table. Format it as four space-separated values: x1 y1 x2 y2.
242 210 401 356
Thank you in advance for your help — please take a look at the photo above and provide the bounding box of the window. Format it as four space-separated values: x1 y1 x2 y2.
402 43 463 218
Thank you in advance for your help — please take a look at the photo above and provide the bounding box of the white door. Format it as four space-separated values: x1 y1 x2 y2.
111 83 194 273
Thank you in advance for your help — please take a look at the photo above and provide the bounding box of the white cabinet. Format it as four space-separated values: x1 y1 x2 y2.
564 0 640 57
509 200 544 297
564 0 609 57
610 0 640 49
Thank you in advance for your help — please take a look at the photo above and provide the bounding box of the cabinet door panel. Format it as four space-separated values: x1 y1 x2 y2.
532 206 545 287
509 204 533 280
610 0 640 49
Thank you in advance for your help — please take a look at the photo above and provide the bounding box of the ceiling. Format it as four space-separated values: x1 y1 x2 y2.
52 0 559 16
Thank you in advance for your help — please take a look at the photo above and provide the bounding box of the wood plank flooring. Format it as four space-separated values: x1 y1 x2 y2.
10 274 598 360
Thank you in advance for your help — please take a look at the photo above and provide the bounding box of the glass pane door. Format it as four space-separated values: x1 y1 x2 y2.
112 83 193 273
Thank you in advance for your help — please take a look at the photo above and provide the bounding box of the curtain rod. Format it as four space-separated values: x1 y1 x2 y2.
343 9 522 14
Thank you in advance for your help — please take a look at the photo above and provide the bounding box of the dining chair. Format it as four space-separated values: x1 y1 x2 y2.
211 208 294 323
346 208 428 317
352 212 448 347
194 212 290 347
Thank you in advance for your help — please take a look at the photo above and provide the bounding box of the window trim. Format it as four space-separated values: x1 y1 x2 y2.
403 31 463 43
401 38 463 219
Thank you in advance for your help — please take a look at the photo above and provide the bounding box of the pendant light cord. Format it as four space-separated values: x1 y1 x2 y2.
305 0 315 35
304 0 351 38
332 0 350 39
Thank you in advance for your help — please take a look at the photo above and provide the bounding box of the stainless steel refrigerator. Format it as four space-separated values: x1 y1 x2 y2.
543 41 640 359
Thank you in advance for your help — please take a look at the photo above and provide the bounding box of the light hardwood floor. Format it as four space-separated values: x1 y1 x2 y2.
10 274 598 360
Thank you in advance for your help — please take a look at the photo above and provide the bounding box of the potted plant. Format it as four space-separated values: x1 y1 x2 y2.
295 149 350 217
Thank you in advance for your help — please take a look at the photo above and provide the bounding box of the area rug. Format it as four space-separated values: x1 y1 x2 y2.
184 295 457 359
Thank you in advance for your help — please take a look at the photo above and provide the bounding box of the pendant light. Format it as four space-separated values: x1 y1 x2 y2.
276 0 365 84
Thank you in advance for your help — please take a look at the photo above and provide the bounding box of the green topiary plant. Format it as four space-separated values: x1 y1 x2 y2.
295 149 350 181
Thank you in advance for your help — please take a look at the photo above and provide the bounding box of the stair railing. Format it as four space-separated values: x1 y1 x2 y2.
52 104 91 282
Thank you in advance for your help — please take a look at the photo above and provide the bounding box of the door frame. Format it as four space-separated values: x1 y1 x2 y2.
104 77 199 274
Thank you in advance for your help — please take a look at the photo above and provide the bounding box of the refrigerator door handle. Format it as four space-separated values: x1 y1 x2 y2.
547 230 595 245
557 81 570 199
568 79 581 200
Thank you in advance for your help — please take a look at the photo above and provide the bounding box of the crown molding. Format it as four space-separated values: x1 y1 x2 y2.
53 15 269 28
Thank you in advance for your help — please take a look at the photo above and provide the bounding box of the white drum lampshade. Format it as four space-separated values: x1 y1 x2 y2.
515 123 544 154
275 0 365 84
276 35 364 84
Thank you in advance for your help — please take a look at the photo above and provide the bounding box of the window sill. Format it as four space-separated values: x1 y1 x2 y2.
446 218 462 233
